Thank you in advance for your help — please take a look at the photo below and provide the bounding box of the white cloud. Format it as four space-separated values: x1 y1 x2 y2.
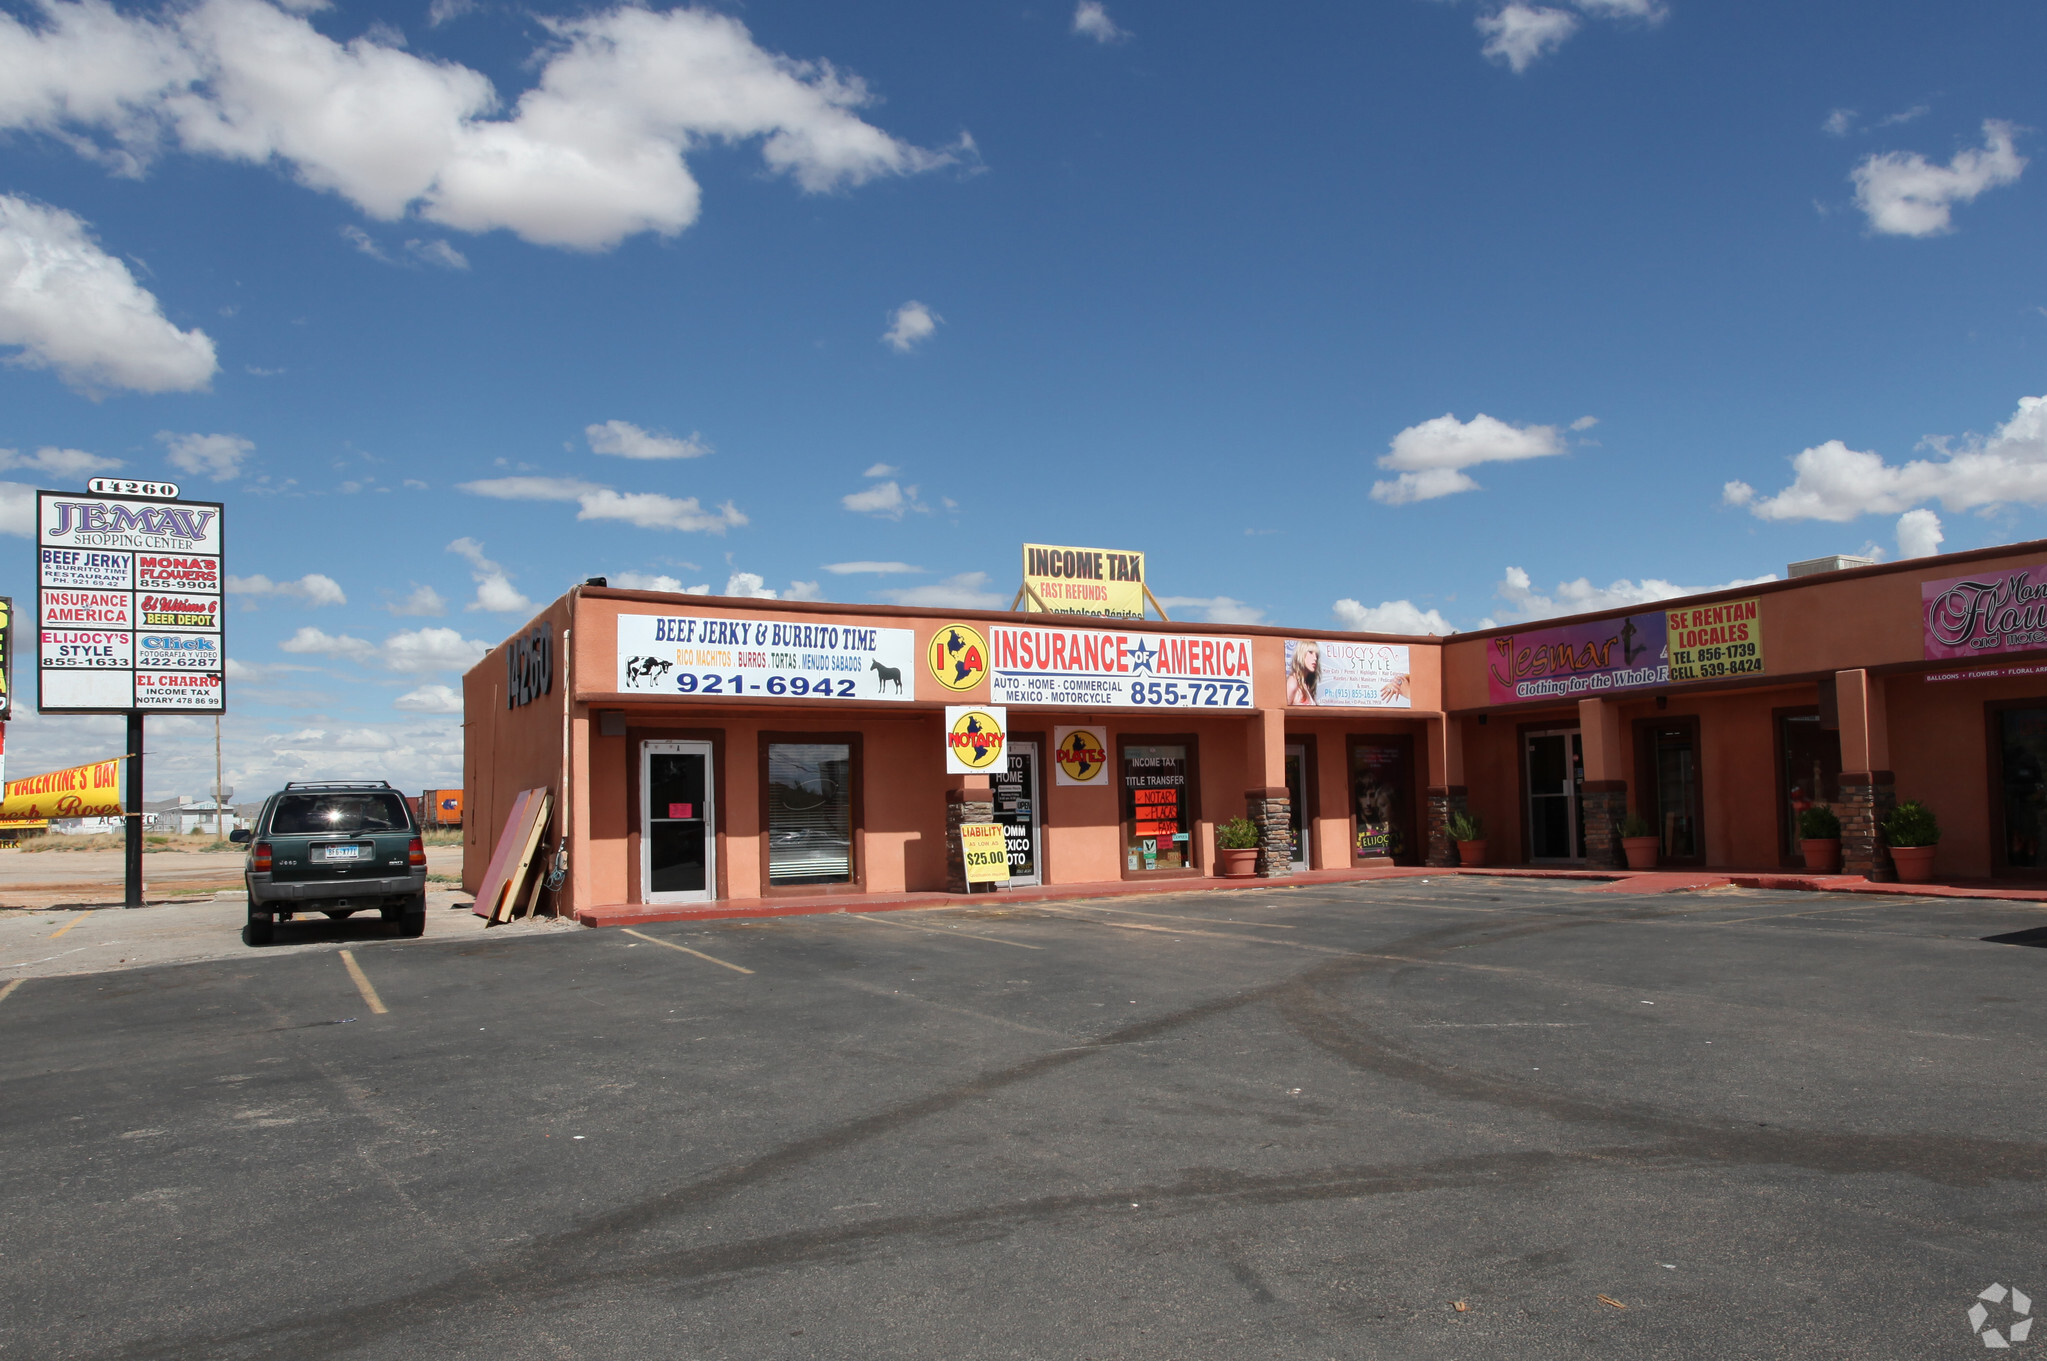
862 462 899 478
1851 120 2025 237
459 475 746 533
841 479 927 519
0 194 217 393
0 482 37 537
723 571 778 599
281 623 490 674
1876 103 1931 129
1731 394 2047 522
586 419 710 461
883 300 940 352
1823 107 1856 138
226 572 346 606
158 430 253 480
1896 508 1944 558
1490 565 1777 623
447 535 534 614
611 570 710 593
785 580 824 602
1569 415 1599 432
0 0 959 252
1370 411 1566 504
1072 2 1128 42
406 238 467 269
824 560 924 575
1153 595 1266 625
1477 5 1579 73
393 683 463 714
387 583 447 616
1332 599 1454 635
877 571 1006 609
0 445 120 478
1571 0 1666 18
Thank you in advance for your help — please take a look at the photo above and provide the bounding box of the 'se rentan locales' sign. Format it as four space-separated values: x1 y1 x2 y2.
1665 598 1764 682
1022 544 1146 620
960 822 1010 884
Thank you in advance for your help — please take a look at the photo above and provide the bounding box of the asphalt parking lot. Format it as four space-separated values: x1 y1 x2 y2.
3 877 2043 1360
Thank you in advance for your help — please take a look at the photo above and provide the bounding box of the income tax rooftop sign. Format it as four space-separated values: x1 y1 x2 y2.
37 482 225 714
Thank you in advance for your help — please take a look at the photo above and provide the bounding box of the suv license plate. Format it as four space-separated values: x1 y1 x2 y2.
317 844 368 862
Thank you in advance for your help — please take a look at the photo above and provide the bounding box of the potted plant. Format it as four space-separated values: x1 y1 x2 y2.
1216 816 1262 878
1620 812 1659 870
1448 809 1486 867
1797 804 1842 872
1883 800 1940 883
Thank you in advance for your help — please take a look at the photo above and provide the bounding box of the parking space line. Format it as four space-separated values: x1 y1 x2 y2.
843 912 1043 950
339 950 389 1015
47 914 87 939
620 928 755 973
0 977 22 1006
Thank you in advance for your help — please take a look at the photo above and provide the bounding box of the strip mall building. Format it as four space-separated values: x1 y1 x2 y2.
463 538 2047 915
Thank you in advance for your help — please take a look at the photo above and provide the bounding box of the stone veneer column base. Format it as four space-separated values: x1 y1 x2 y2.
945 788 996 894
1425 785 1470 868
1839 771 1897 882
1246 787 1292 877
1580 782 1627 869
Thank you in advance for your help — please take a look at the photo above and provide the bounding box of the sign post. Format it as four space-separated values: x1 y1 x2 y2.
35 481 224 907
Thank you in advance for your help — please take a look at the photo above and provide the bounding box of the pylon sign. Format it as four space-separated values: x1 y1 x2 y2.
37 484 226 714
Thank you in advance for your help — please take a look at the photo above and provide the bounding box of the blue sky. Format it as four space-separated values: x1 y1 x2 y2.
0 0 2043 795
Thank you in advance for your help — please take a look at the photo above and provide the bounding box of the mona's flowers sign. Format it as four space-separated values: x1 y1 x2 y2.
1923 564 2047 660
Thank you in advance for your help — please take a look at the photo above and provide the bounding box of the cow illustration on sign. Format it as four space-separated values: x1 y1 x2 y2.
624 656 673 687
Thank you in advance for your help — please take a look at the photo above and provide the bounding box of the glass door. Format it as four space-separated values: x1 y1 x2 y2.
1524 729 1584 861
1649 722 1702 863
992 740 1042 887
1777 713 1841 862
642 740 715 903
1284 742 1310 871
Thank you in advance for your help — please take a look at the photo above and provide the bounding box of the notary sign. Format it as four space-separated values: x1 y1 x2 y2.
959 822 1010 884
36 489 225 713
1022 544 1147 620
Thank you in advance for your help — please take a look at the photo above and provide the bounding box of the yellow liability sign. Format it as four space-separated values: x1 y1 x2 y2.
960 823 1010 884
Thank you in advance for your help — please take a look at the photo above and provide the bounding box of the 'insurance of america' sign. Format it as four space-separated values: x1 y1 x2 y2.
37 489 225 713
989 625 1254 708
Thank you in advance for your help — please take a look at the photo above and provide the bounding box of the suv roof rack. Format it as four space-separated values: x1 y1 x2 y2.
281 780 398 791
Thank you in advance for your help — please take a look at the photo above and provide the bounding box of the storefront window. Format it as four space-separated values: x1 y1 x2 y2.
1124 744 1192 871
2000 708 2047 869
1351 737 1415 864
1778 713 1841 859
767 742 852 886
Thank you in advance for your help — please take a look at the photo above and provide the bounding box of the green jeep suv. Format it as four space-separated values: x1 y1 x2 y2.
235 781 427 945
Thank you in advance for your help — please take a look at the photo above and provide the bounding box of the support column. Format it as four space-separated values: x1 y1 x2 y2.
1577 697 1627 869
125 713 144 908
1835 668 1895 881
1424 716 1468 868
1244 708 1291 877
944 777 995 894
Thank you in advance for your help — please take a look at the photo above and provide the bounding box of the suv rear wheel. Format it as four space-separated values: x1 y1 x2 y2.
245 906 274 946
384 893 427 938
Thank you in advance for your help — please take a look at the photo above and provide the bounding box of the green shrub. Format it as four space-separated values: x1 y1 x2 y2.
1448 809 1485 843
1620 812 1655 839
1883 800 1939 847
1216 816 1261 850
1797 804 1841 839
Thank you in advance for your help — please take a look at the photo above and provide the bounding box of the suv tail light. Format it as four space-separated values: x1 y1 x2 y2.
408 837 426 868
252 841 273 872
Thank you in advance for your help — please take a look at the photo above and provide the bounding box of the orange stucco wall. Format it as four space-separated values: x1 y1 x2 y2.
462 539 2047 901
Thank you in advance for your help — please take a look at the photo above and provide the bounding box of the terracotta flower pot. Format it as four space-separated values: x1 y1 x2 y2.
1800 837 1841 873
1622 835 1660 870
1456 839 1487 867
1218 846 1261 878
1889 844 1936 883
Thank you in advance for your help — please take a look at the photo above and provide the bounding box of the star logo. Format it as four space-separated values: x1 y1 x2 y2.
1128 637 1159 674
1970 1283 2033 1348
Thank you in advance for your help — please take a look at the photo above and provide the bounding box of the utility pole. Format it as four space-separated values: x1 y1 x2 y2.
215 714 224 838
